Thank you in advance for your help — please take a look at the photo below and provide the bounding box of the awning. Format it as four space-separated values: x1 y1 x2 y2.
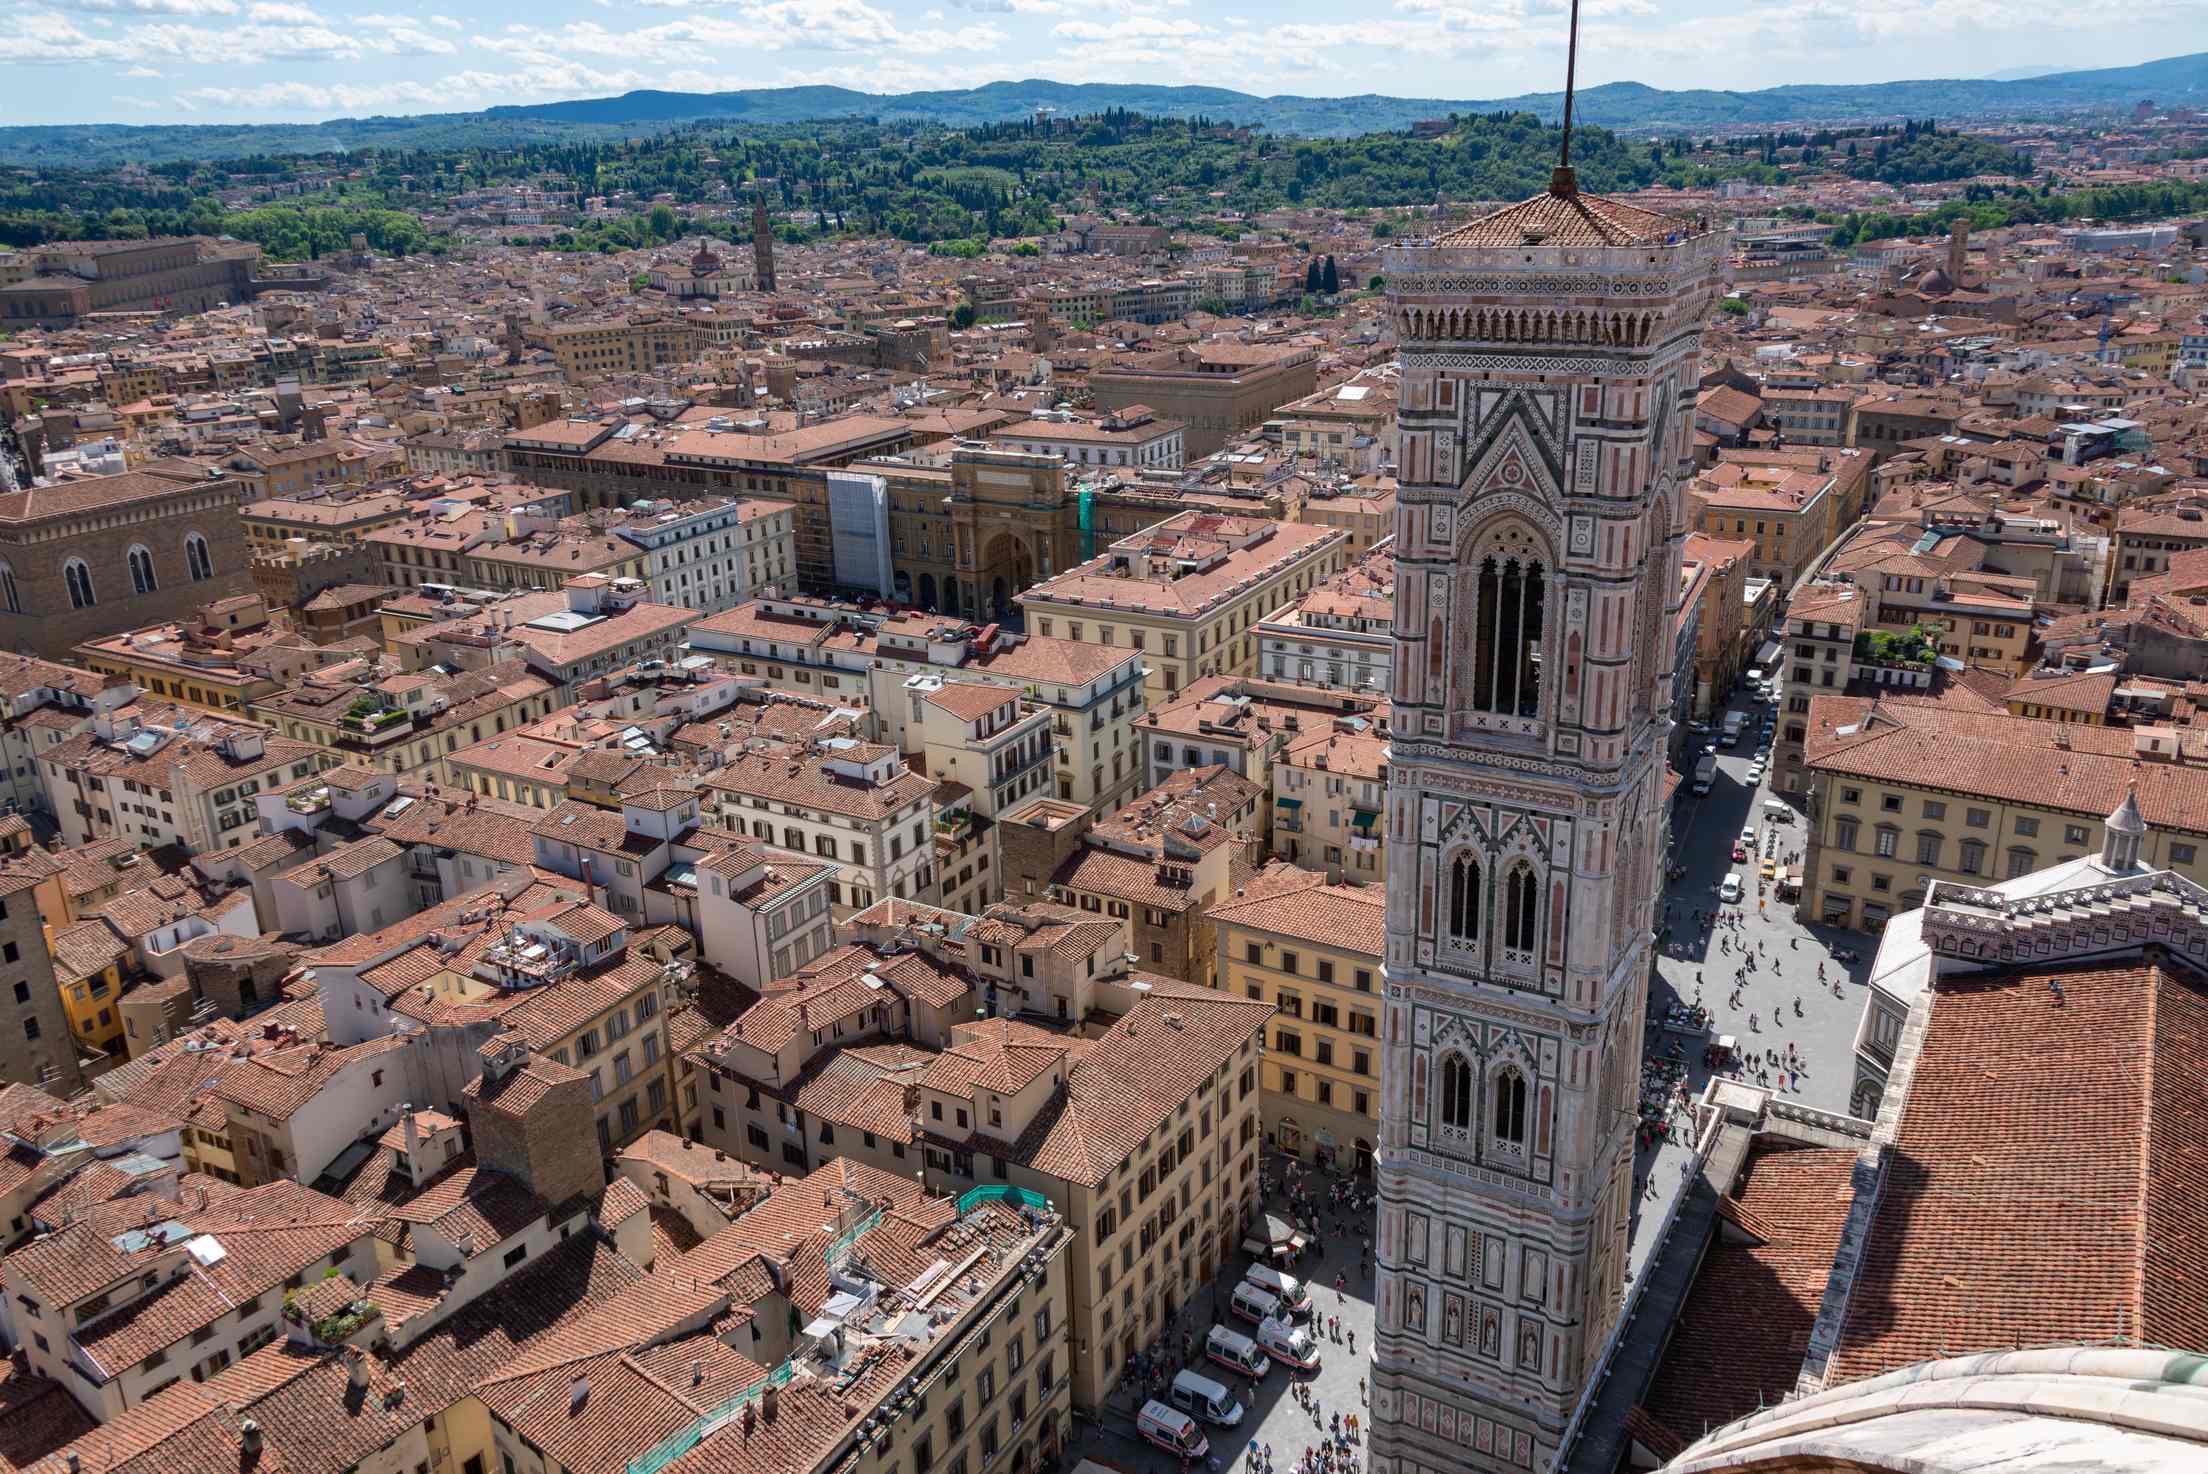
1351 808 1379 830
1275 797 1302 808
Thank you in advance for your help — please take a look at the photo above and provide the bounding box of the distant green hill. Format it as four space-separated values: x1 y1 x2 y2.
5 53 2205 167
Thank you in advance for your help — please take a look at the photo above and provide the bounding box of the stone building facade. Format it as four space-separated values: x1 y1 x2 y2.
0 237 260 328
464 1033 607 1208
1090 343 1319 458
1373 174 1721 1474
0 868 87 1094
0 461 254 658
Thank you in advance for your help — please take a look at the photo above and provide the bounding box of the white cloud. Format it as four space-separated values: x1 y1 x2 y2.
0 11 146 63
1050 13 1202 40
481 4 1004 61
175 78 446 111
0 1 463 71
320 12 463 52
77 0 238 14
120 62 164 75
173 59 713 115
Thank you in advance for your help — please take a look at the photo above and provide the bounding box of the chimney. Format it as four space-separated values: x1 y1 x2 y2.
761 1382 780 1422
238 1422 262 1459
345 1346 368 1392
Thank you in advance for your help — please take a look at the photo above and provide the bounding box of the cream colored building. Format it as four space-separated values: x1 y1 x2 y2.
1271 718 1390 883
689 974 1269 1410
914 677 1055 821
1801 694 2208 931
1021 509 1349 701
1211 864 1384 1173
688 600 1150 810
1295 483 1396 554
1693 448 1871 590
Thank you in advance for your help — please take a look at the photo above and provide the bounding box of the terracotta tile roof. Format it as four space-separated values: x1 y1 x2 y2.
48 919 127 988
0 1354 97 1473
706 945 970 1058
990 987 1268 1188
702 748 934 823
283 835 404 886
32 1182 378 1382
45 1231 657 1474
2003 668 2117 715
921 681 1019 723
1828 958 2208 1383
208 1035 412 1122
1430 184 1694 249
500 954 662 1051
1804 695 2208 831
1209 865 1384 956
922 1018 1070 1098
1638 1140 1859 1447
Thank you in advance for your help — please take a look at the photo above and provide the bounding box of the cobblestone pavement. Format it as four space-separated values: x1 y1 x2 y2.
1629 689 1874 1236
1068 1163 1376 1474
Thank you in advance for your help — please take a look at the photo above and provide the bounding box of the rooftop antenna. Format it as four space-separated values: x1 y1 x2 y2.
1553 0 1583 197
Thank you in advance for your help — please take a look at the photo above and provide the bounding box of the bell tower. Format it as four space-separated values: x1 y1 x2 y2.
1370 21 1722 1470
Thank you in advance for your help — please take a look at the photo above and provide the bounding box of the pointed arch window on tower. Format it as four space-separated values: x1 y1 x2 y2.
1448 855 1480 941
1469 555 1545 718
63 560 95 610
1493 1069 1528 1147
1439 1054 1474 1135
128 546 157 597
1503 865 1539 953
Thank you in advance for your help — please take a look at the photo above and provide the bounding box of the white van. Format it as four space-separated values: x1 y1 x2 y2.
1256 1315 1322 1372
1719 873 1744 904
1206 1325 1272 1379
1229 1281 1282 1325
1170 1370 1245 1427
1138 1400 1210 1459
1241 1265 1312 1317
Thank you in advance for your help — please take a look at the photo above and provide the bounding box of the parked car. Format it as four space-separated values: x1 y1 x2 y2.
1720 873 1745 904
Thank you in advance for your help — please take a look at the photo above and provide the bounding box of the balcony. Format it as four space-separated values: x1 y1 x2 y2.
285 786 332 816
339 704 414 746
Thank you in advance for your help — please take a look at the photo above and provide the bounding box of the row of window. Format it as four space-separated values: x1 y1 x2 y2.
1242 943 1374 991
38 535 217 613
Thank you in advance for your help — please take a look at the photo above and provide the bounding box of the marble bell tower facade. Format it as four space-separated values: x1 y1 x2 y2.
1371 175 1722 1474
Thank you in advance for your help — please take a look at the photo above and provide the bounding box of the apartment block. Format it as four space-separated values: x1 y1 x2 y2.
1212 864 1384 1171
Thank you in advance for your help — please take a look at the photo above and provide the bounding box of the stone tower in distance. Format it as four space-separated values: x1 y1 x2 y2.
1371 149 1723 1474
752 190 778 294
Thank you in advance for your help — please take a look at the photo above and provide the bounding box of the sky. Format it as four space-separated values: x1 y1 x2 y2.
2 0 2201 127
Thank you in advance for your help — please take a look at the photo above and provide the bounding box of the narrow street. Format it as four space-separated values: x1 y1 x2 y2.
1630 683 1873 1242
